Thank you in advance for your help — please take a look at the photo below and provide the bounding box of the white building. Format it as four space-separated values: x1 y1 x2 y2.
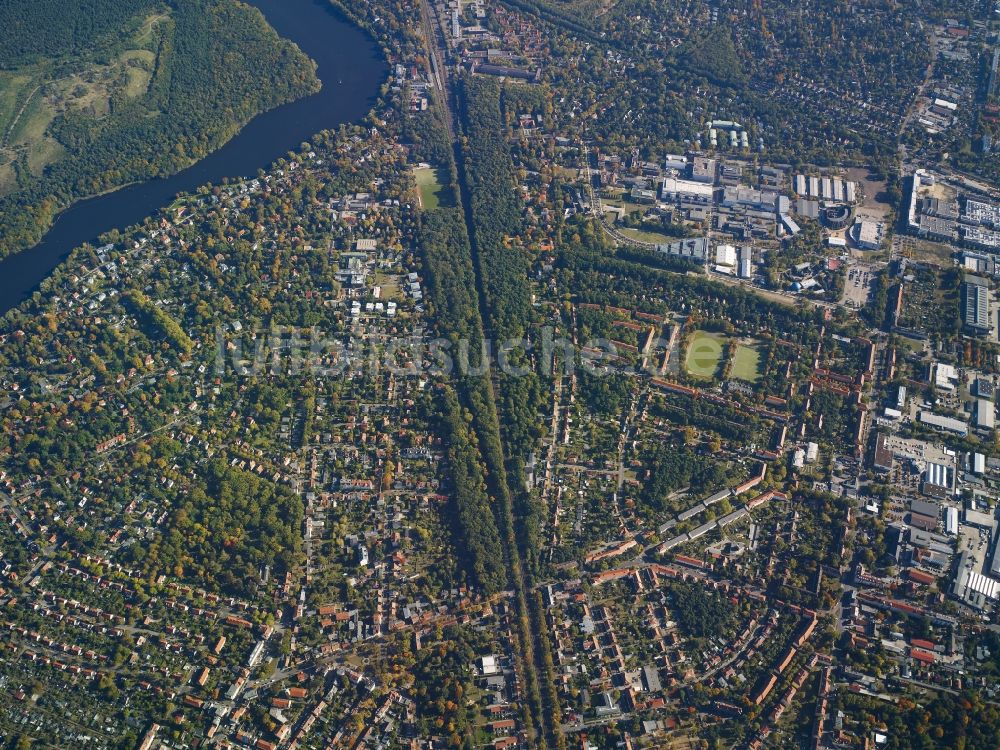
853 220 884 250
480 655 499 675
660 177 715 201
933 362 958 391
974 399 995 430
945 506 959 536
715 244 737 267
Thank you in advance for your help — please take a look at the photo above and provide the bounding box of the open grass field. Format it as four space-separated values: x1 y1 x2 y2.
0 68 42 141
121 49 156 98
685 330 726 379
134 11 171 46
374 271 404 301
619 226 675 244
12 87 56 144
0 162 15 193
730 341 762 382
414 164 448 210
0 11 165 194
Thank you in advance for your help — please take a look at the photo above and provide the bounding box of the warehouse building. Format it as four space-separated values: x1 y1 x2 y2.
721 186 778 210
852 220 884 250
923 463 954 496
974 398 995 431
963 275 991 335
660 177 716 201
918 411 968 437
655 237 710 264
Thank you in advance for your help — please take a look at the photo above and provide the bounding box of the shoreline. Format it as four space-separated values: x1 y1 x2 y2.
0 0 386 317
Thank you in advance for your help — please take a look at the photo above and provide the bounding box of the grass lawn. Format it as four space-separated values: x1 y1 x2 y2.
730 342 762 382
374 272 404 301
0 67 44 141
0 162 14 193
909 239 957 267
414 165 449 210
121 50 156 98
620 226 674 244
26 137 64 176
685 330 726 379
0 13 164 190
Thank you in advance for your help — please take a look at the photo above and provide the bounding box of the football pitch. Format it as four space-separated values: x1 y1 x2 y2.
731 342 762 382
685 330 726 379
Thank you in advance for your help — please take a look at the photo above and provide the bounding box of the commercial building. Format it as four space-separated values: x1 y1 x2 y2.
933 362 958 391
852 220 884 250
945 506 959 536
963 225 1000 250
911 498 941 520
655 237 710 264
689 157 717 184
823 205 853 230
780 214 801 236
664 154 687 172
906 169 925 233
953 552 1000 610
806 442 819 462
918 411 968 437
910 512 939 531
715 244 737 267
797 199 819 219
923 463 953 495
918 214 958 242
972 451 987 474
963 251 993 275
721 186 778 211
630 187 657 203
660 177 716 202
963 508 995 529
974 398 995 430
337 252 369 287
963 199 1000 227
963 275 991 335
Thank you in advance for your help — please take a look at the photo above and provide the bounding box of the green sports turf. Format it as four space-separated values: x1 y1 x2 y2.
685 330 725 379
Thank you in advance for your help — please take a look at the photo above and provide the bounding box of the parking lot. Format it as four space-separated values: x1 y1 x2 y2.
842 262 878 308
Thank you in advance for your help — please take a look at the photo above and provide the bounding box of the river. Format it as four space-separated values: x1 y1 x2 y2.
0 0 386 315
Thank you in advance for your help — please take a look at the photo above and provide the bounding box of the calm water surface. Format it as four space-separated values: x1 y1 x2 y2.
0 0 386 314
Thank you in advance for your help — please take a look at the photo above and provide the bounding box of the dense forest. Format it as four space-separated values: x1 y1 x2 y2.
458 76 531 341
677 27 746 88
841 690 1000 750
438 384 507 593
131 460 304 597
412 625 491 743
456 75 564 746
458 77 545 470
412 80 561 744
670 582 736 639
0 0 159 66
0 0 319 259
640 442 730 513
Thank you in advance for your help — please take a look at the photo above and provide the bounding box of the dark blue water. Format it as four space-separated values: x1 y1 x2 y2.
0 0 386 314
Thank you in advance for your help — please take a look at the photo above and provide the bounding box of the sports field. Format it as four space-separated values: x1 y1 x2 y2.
685 330 726 379
730 342 762 382
413 165 446 209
